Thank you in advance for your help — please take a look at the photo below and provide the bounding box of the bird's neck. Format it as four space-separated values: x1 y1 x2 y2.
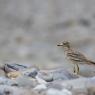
63 46 72 53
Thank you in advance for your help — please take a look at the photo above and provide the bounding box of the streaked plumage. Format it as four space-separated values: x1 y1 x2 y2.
57 41 95 74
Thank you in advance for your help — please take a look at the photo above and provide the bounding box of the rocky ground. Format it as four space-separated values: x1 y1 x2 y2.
0 62 94 95
0 0 95 95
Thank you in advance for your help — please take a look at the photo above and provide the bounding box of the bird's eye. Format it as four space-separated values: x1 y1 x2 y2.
63 43 67 45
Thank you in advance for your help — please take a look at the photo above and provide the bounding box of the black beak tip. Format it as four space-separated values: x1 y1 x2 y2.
57 44 62 46
57 44 60 46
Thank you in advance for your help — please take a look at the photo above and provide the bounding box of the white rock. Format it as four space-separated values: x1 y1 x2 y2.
36 76 47 84
34 84 47 90
47 88 72 95
62 89 72 95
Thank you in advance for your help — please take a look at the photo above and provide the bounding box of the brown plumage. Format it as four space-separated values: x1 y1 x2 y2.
57 41 95 74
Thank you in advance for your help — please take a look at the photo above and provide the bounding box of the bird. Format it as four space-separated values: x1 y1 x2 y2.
57 41 95 74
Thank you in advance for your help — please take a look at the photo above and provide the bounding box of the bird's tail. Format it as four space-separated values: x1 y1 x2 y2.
87 60 95 65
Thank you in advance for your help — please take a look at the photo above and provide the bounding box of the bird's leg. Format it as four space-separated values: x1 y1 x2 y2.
73 64 79 74
73 64 76 73
76 64 79 74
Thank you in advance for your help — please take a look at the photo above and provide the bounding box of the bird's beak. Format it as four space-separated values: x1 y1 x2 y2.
57 43 63 46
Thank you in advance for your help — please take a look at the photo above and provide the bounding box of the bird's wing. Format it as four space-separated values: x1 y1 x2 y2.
67 51 87 62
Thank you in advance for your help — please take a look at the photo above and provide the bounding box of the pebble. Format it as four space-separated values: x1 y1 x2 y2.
46 88 72 95
37 71 53 82
0 85 40 95
52 68 78 80
87 86 95 95
23 68 39 78
4 63 29 73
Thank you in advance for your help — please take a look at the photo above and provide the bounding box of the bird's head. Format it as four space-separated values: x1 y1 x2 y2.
57 41 70 49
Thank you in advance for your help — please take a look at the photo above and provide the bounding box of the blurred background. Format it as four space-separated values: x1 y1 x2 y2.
0 0 95 70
